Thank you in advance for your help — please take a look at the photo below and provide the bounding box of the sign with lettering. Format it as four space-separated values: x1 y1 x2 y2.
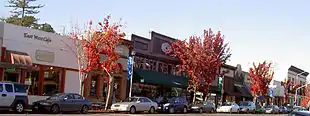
24 33 52 43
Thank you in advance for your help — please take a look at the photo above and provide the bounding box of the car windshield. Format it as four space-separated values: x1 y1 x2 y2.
222 102 232 106
265 106 273 109
47 93 66 100
239 102 250 106
123 97 138 102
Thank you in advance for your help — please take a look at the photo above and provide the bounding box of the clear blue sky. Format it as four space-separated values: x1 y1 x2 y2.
1 0 310 81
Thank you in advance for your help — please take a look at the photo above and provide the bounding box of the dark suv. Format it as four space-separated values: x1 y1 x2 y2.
157 97 188 113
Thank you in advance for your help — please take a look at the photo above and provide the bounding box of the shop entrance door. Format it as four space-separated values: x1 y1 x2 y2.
4 72 19 82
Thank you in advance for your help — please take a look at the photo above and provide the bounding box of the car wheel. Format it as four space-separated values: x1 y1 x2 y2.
129 106 136 114
14 102 24 113
149 106 155 114
168 107 175 114
199 108 203 113
80 105 89 114
51 104 60 114
211 108 215 113
182 107 187 113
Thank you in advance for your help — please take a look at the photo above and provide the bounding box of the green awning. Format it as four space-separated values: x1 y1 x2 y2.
133 68 188 88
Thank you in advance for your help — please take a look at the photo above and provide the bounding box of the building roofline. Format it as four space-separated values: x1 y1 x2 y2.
288 65 309 77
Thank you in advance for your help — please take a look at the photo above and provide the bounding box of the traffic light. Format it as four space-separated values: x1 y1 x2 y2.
218 76 223 90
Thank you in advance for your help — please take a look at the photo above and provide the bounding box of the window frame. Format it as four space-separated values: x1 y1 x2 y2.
5 84 14 93
0 84 3 92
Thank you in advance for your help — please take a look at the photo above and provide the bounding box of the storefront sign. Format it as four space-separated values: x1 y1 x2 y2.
35 50 55 63
5 68 16 71
24 33 52 43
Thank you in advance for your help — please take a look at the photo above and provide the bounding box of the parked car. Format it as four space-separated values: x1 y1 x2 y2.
32 93 92 114
279 106 288 114
255 104 265 114
189 101 216 113
238 101 256 113
157 96 188 113
293 106 307 111
286 105 294 113
0 82 28 113
265 105 279 114
216 102 240 113
288 111 310 116
110 97 157 114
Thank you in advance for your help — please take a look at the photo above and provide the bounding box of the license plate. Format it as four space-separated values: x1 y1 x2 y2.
158 107 161 109
34 106 38 109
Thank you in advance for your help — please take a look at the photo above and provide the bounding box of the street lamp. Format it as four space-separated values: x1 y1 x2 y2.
128 51 135 98
294 71 308 106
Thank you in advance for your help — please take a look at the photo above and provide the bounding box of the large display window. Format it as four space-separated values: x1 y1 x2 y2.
43 66 62 96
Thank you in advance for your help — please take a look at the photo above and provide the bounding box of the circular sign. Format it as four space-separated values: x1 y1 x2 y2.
161 42 172 53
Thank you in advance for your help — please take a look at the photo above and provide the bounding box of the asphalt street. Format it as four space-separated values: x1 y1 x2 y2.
0 113 288 116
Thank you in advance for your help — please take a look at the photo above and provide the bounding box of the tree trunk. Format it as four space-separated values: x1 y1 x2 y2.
105 76 114 110
192 87 196 103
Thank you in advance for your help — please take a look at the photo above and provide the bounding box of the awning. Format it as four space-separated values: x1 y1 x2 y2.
133 68 188 88
236 86 253 98
8 50 32 66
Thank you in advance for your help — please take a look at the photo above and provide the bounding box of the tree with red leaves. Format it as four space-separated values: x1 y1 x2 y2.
282 79 293 104
249 61 274 104
301 86 310 107
69 15 125 110
168 29 231 102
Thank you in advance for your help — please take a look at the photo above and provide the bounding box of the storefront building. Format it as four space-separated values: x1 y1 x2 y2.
0 22 80 96
82 39 131 101
221 64 253 103
131 32 189 101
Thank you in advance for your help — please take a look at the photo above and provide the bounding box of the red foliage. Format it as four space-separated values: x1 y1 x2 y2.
249 61 274 97
167 29 231 92
70 15 125 75
301 86 310 107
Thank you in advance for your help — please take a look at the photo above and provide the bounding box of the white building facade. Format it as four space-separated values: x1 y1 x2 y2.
0 22 80 96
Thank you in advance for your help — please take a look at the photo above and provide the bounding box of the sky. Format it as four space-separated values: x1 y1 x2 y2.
1 0 310 81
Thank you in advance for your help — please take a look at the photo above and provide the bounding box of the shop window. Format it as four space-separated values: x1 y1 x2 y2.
89 76 97 96
158 62 163 72
5 84 13 92
102 82 108 98
134 57 144 69
163 63 168 74
114 77 121 99
43 67 62 96
145 59 150 70
4 68 20 82
168 64 172 75
26 70 39 95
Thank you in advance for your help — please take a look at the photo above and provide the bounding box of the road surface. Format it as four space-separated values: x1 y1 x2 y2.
0 113 288 116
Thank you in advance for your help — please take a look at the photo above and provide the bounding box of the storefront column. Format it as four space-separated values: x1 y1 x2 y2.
60 69 66 93
96 75 101 98
20 70 26 83
0 47 6 81
38 65 45 96
83 74 90 97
